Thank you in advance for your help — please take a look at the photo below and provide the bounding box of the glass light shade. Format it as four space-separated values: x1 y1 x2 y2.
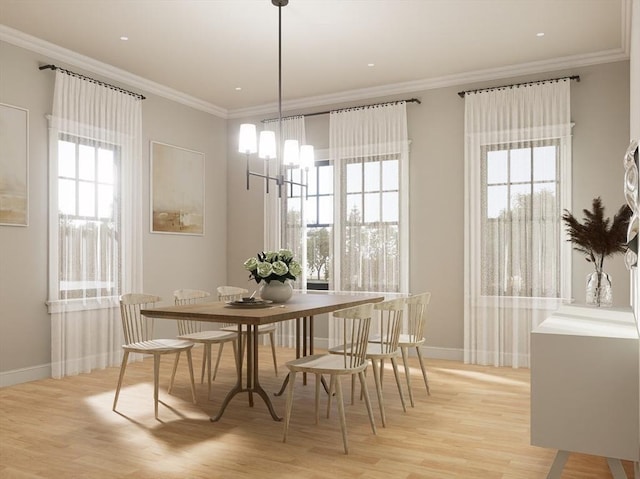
283 139 299 166
300 144 314 170
238 123 257 154
259 130 276 159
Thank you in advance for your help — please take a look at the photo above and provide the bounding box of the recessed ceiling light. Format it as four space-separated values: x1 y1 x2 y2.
367 63 375 67
120 36 129 41
536 32 545 37
235 87 242 91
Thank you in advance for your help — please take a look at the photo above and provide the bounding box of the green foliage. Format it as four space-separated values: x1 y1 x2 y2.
562 197 631 271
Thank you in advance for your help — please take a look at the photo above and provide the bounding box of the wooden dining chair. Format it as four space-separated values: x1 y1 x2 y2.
173 289 238 400
399 292 432 407
216 285 279 377
331 297 407 427
283 302 377 454
113 293 197 419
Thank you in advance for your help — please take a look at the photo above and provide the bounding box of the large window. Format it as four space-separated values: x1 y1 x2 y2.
286 153 402 293
55 134 120 300
481 140 561 297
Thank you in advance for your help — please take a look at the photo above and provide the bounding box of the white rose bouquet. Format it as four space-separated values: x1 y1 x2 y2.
243 249 302 284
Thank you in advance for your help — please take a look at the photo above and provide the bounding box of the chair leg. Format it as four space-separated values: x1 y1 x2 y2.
371 359 386 427
212 342 225 381
204 343 212 400
153 354 161 420
358 370 377 435
315 373 321 424
168 351 181 394
334 376 348 454
268 330 278 376
326 375 336 419
401 346 415 407
282 370 297 443
390 356 407 412
200 344 207 384
186 348 197 403
113 350 129 411
416 346 430 395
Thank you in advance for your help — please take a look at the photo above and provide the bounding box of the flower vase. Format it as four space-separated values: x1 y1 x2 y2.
260 280 293 303
586 271 612 307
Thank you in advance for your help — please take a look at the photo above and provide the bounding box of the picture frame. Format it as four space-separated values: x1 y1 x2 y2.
0 103 29 226
150 141 204 235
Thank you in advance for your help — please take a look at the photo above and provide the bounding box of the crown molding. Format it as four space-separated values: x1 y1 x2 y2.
2 9 631 122
228 47 630 119
0 25 229 118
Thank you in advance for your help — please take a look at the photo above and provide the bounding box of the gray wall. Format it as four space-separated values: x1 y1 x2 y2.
227 61 631 358
0 41 228 384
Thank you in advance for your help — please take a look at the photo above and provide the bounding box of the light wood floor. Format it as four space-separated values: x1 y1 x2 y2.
0 345 635 479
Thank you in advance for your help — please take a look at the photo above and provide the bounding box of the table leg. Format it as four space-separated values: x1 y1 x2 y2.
212 323 282 422
546 450 569 479
210 323 245 422
606 458 629 479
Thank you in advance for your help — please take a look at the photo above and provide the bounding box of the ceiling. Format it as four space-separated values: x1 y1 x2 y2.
0 0 631 118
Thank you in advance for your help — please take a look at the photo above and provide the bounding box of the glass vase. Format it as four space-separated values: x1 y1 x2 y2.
259 280 293 303
586 271 612 307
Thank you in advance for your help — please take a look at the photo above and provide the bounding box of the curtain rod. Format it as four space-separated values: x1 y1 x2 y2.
38 64 146 100
262 97 421 123
457 75 580 98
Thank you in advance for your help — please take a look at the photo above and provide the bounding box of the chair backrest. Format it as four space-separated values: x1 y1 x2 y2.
405 292 431 342
174 289 211 335
332 302 374 369
119 293 162 344
373 297 404 353
217 285 249 302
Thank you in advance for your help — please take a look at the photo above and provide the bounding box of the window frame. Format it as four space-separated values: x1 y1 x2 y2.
476 132 572 302
47 125 122 313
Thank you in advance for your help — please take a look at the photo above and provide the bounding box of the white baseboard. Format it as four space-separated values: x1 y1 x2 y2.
0 363 51 388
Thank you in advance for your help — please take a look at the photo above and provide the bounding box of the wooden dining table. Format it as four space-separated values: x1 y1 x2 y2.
141 291 384 422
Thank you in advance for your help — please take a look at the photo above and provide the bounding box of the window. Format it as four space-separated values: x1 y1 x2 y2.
481 140 561 297
55 134 120 300
286 153 402 293
341 155 401 292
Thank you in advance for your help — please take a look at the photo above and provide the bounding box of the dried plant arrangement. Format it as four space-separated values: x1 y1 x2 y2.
562 197 631 272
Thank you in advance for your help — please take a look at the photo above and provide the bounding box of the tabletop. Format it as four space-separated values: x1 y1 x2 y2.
141 291 385 325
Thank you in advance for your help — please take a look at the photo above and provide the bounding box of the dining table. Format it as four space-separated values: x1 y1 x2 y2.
141 291 384 422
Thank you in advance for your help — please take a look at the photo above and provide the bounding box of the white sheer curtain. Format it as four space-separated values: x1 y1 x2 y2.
328 102 409 346
48 71 143 378
263 115 306 347
464 79 572 368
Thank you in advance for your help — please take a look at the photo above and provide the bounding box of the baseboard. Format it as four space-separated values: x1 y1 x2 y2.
0 363 51 388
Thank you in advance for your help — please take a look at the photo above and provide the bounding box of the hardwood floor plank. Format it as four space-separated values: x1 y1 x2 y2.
0 346 635 478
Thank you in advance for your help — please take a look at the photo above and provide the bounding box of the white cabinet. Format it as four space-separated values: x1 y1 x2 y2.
531 304 639 478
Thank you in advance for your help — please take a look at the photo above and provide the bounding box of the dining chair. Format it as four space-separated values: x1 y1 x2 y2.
113 293 197 420
283 302 377 455
216 285 279 377
331 297 407 427
399 292 432 407
173 289 238 400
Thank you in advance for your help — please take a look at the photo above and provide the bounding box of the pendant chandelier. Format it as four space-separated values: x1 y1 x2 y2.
238 0 313 196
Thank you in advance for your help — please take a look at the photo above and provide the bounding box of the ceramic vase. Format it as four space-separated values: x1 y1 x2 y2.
260 280 293 303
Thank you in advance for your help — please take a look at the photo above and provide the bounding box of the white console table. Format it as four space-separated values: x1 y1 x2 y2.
531 304 639 479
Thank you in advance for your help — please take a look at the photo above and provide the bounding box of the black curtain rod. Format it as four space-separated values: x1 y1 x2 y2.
39 64 146 100
457 75 580 98
262 98 421 123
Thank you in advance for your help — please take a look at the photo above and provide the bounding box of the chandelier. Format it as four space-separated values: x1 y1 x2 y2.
238 0 313 196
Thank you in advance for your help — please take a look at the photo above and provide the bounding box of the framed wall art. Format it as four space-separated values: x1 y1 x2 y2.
150 141 204 235
0 103 29 226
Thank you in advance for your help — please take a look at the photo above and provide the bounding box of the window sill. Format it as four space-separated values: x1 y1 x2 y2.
46 296 120 314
